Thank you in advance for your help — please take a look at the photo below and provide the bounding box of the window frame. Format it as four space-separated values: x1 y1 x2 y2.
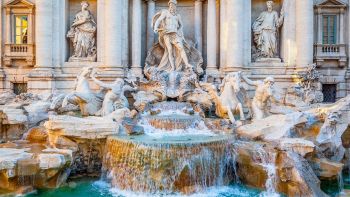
322 14 337 45
13 14 28 44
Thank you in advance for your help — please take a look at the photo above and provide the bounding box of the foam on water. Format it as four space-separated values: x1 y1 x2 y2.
139 117 215 138
109 184 261 197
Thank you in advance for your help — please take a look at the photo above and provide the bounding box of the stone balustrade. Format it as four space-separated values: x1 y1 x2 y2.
3 44 35 67
314 44 347 67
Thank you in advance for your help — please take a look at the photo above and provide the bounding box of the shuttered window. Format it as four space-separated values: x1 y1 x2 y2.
323 15 337 44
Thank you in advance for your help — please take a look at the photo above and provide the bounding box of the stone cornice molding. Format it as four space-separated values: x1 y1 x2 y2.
4 0 35 9
315 0 347 9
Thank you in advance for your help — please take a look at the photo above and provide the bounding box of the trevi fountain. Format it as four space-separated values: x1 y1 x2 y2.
0 0 350 197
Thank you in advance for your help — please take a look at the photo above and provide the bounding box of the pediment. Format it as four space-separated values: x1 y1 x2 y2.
5 0 34 8
316 0 347 7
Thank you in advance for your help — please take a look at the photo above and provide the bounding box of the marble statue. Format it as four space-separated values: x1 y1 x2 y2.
252 0 284 59
242 75 280 120
62 66 102 116
145 0 203 78
91 69 135 116
152 0 193 73
298 64 324 104
141 0 206 105
67 1 97 62
202 72 246 124
317 112 346 162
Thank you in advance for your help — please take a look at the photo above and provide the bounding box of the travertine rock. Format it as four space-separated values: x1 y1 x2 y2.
278 138 315 157
0 105 28 125
23 101 51 126
0 148 32 170
45 115 120 140
235 142 327 197
0 91 16 105
310 158 344 180
38 153 68 169
24 126 48 143
237 112 308 141
0 147 72 193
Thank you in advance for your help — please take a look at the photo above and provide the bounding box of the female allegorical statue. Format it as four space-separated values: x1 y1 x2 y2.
252 0 284 59
67 1 97 62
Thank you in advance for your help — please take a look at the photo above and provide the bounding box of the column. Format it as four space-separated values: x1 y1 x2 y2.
206 0 218 75
27 10 33 44
222 0 244 72
194 0 203 53
104 0 124 75
296 0 314 68
131 0 143 77
122 0 129 67
97 0 105 63
220 0 226 68
146 0 156 50
317 8 323 44
339 8 344 44
35 0 53 68
5 8 11 44
281 0 296 66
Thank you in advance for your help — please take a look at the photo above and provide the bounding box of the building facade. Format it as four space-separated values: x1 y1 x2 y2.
0 0 348 102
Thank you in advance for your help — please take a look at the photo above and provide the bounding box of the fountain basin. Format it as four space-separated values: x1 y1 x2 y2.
103 134 236 194
142 114 202 130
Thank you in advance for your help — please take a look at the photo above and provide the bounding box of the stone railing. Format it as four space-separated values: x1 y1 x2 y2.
10 44 29 53
314 44 347 67
4 44 35 66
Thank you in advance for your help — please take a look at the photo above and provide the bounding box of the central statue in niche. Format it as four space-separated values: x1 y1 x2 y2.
152 0 193 73
143 0 204 100
252 0 284 59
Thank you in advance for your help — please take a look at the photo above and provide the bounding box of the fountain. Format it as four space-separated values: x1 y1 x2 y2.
2 1 350 197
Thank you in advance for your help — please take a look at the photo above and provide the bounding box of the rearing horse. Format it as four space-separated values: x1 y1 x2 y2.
62 66 102 116
202 72 245 124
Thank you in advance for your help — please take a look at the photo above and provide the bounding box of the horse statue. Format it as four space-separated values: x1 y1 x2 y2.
62 66 103 116
201 72 246 124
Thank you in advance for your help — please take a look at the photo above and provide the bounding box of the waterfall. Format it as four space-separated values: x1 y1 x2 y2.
253 145 280 197
348 148 350 185
102 135 237 194
338 171 344 194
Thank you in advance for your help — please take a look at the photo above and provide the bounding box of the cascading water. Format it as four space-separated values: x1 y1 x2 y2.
338 171 344 194
348 148 350 186
102 102 240 195
252 144 280 197
103 135 237 194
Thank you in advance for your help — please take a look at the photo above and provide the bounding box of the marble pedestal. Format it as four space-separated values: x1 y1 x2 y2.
255 58 282 63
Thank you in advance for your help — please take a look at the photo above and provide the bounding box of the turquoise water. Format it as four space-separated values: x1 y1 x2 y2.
26 176 344 197
28 179 266 197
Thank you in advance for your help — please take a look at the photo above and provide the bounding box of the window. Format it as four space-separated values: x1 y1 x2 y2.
323 15 337 44
14 15 28 44
13 83 27 95
322 84 337 103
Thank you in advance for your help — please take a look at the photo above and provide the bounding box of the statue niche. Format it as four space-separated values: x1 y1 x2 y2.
67 1 97 62
252 0 284 61
143 0 204 100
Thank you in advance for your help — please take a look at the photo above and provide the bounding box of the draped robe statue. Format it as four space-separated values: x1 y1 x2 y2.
67 1 97 62
151 0 196 73
252 1 284 59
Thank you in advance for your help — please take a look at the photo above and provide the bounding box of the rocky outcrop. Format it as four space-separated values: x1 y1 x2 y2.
0 147 72 195
278 138 315 157
234 141 327 197
0 99 51 141
237 112 309 141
